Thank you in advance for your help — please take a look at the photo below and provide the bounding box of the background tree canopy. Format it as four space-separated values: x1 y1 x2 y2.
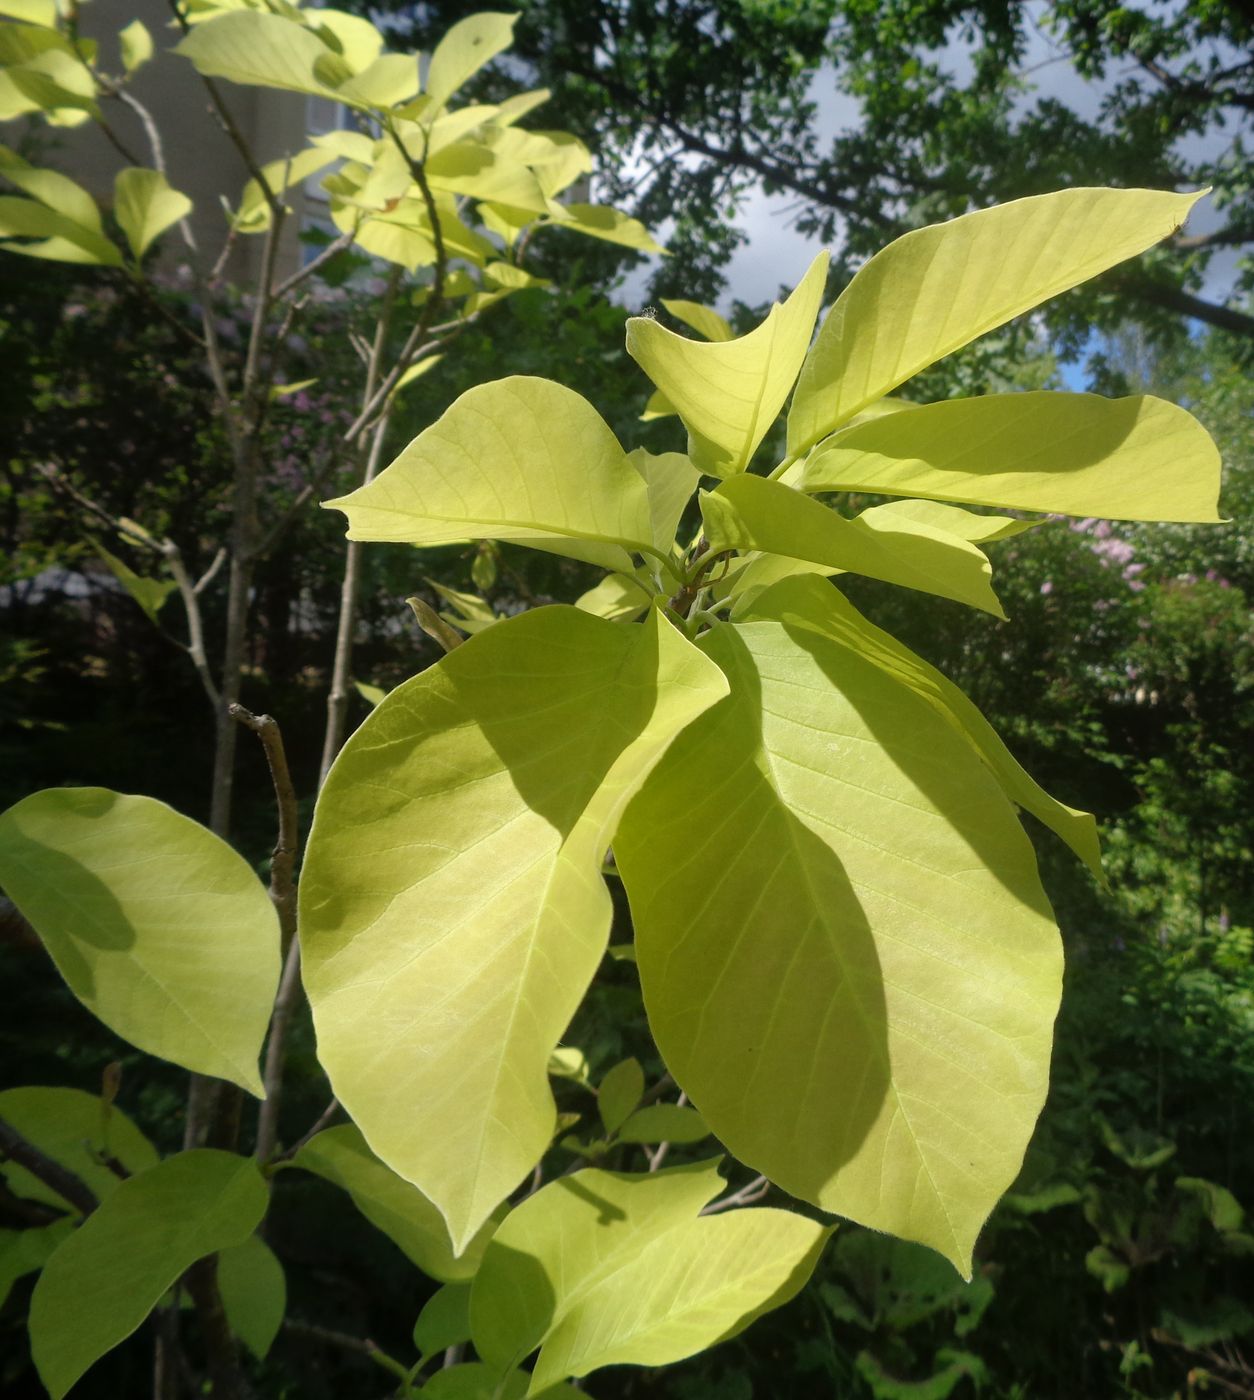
380 0 1253 346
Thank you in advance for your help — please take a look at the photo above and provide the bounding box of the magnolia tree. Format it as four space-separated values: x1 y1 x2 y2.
0 3 1228 1399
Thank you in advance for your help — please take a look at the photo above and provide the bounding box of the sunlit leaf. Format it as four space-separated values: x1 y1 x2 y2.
740 576 1102 875
788 187 1205 455
0 789 280 1094
300 608 728 1252
628 251 827 477
324 377 659 571
798 392 1223 523
118 19 153 73
471 1161 828 1392
615 612 1062 1277
661 298 733 342
423 12 518 114
700 475 1006 616
114 168 192 260
29 1151 267 1399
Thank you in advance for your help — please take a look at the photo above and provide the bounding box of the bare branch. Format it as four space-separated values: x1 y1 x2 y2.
700 1175 770 1214
0 1115 97 1218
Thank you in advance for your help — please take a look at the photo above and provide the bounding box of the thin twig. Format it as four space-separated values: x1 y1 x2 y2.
281 1319 411 1382
272 229 356 300
0 1115 97 1217
701 1174 770 1214
271 1099 342 1166
195 546 228 595
168 545 221 710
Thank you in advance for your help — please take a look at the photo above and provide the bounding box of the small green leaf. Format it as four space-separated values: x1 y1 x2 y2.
0 1086 158 1212
627 251 827 477
700 476 1006 616
798 392 1223 523
788 187 1206 456
0 789 280 1094
90 539 176 624
29 1150 267 1400
618 1105 710 1145
118 19 153 73
413 1282 472 1359
597 1058 644 1135
640 387 676 421
392 353 443 397
291 1126 493 1283
300 608 728 1252
324 377 658 571
114 168 192 260
218 1234 285 1360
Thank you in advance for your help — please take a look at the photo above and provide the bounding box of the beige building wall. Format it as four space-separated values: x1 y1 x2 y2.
59 0 316 283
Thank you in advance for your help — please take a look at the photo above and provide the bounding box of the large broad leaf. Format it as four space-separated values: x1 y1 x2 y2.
175 11 336 98
0 789 280 1094
0 1086 159 1212
290 1125 494 1283
425 141 550 214
324 377 658 571
29 1150 266 1400
470 1161 828 1394
740 575 1102 875
423 12 518 115
700 475 1006 616
627 251 828 477
787 188 1204 457
549 202 664 253
114 168 192 260
300 607 728 1252
614 613 1063 1277
632 447 699 554
797 392 1223 523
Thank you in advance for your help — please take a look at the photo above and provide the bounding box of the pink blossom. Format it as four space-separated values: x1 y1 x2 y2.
1040 580 1053 595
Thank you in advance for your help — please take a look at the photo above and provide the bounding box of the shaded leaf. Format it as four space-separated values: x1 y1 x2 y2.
29 1150 266 1399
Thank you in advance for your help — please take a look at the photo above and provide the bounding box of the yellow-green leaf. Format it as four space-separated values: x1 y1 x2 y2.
661 298 733 342
798 391 1223 523
113 168 192 260
788 187 1205 456
291 1126 491 1282
118 19 153 73
470 1161 828 1393
740 574 1103 875
700 475 1006 616
299 608 728 1252
29 1151 266 1400
0 789 280 1094
414 1282 472 1360
324 377 658 572
614 616 1063 1277
552 202 664 253
423 12 517 115
627 251 827 477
